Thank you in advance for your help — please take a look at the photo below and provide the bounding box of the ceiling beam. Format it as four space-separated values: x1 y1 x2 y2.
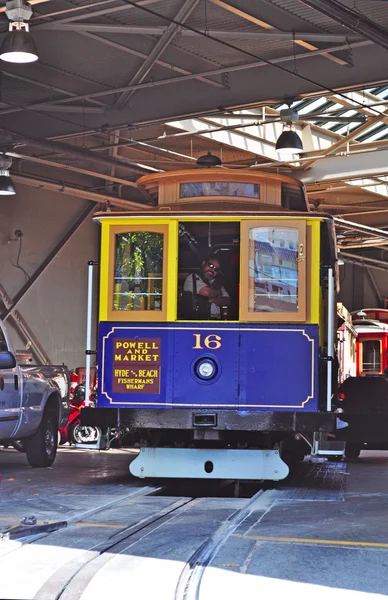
296 149 388 185
168 117 277 160
297 0 388 52
25 105 105 114
1 70 106 108
8 151 139 188
115 0 201 107
33 0 162 26
78 31 225 89
40 23 360 43
12 174 145 210
209 0 351 66
211 113 365 123
341 252 388 273
302 116 382 170
0 127 152 176
0 40 368 115
30 0 118 23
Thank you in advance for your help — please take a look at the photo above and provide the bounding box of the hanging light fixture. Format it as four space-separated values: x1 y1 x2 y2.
275 105 303 156
0 155 16 195
0 0 38 64
196 152 222 167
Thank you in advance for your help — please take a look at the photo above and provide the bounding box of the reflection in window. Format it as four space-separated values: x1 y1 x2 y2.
180 182 260 199
114 232 163 311
362 340 381 373
248 227 298 313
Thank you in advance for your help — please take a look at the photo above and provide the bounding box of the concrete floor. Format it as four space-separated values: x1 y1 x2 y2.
0 448 387 599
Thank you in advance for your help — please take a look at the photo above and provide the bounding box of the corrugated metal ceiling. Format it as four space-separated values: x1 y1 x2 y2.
265 0 353 33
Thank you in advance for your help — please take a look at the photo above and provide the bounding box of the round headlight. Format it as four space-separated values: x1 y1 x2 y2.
198 361 214 378
195 358 217 381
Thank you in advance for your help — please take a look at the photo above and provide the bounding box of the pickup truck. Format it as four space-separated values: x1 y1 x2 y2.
0 321 69 467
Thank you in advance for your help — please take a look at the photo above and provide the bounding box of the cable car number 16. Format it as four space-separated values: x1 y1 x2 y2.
192 334 222 350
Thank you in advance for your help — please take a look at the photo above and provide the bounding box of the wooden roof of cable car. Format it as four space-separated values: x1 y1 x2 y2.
137 167 305 204
93 167 337 220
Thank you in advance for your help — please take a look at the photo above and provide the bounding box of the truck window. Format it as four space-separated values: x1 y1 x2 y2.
0 328 7 351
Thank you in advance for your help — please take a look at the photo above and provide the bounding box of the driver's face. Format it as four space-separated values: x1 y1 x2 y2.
202 259 221 280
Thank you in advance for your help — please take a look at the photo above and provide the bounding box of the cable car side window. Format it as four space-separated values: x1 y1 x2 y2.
241 220 307 322
361 339 382 374
114 231 163 311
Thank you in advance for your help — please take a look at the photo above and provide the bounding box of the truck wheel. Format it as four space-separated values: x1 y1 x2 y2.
345 443 361 459
25 411 58 467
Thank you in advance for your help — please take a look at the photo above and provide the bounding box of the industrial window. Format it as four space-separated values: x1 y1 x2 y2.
241 220 307 322
180 182 260 199
361 340 382 373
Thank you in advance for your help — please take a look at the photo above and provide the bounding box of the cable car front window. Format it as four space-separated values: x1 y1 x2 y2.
248 226 299 313
180 182 260 199
113 232 163 311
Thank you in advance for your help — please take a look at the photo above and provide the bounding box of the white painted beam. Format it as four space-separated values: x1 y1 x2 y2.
295 150 388 186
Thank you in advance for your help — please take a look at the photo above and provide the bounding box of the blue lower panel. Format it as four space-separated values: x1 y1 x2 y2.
98 323 318 411
240 325 319 411
172 326 239 407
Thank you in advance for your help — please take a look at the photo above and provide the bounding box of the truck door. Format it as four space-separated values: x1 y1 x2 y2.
0 327 21 439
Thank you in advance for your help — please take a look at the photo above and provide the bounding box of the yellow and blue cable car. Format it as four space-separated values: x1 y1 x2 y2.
82 165 338 480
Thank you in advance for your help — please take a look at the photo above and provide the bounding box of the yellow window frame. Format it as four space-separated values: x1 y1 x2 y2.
102 222 177 322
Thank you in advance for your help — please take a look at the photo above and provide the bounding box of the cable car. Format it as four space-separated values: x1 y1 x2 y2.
81 164 338 480
352 309 388 376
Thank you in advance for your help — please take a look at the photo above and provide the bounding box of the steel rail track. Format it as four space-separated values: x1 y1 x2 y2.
34 486 272 600
175 489 276 600
12 485 164 545
36 492 199 600
26 482 277 600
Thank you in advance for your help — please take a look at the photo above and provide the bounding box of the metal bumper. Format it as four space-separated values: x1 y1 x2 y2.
81 407 335 433
130 448 289 480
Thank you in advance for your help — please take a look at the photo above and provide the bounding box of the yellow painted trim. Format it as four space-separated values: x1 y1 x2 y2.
100 325 315 408
233 534 388 549
309 220 320 324
167 220 178 321
99 222 110 321
98 216 325 224
98 215 328 325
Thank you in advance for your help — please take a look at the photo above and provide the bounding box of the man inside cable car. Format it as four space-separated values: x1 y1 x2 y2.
182 256 230 320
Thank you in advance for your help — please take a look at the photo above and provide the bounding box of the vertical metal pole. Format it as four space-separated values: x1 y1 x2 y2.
85 261 94 407
327 267 335 412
